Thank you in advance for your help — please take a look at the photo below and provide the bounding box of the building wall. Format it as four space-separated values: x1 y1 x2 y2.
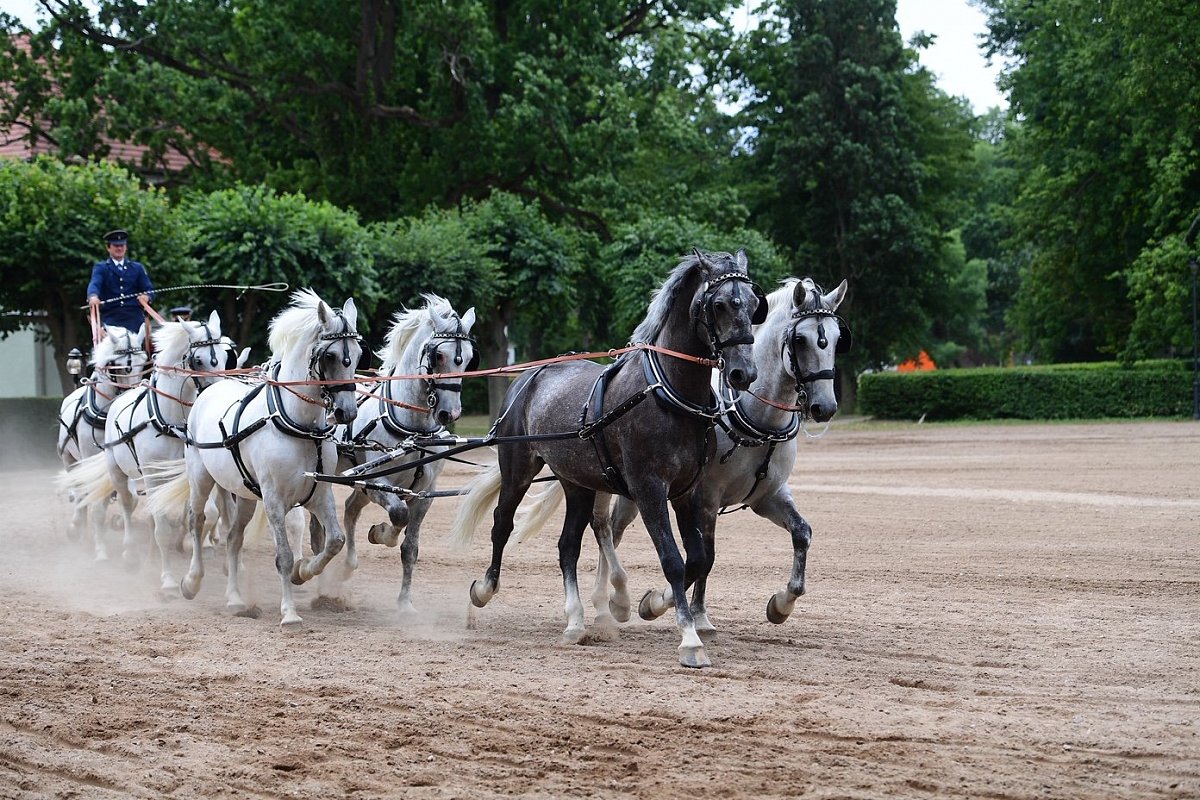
0 326 57 397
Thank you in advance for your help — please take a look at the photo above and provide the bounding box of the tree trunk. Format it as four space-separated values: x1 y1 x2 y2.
485 302 514 422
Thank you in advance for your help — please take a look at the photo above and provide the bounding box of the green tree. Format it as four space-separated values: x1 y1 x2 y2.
178 184 380 352
0 157 190 391
981 0 1200 361
733 0 977 399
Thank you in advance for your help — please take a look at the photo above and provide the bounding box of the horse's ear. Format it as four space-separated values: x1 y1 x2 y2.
692 248 709 268
107 328 121 346
792 279 811 310
317 299 334 326
735 249 747 271
342 297 358 327
462 307 477 331
236 347 252 368
825 279 849 312
207 309 220 331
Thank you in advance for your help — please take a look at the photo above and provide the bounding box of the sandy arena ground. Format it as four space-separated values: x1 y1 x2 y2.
1 419 1198 799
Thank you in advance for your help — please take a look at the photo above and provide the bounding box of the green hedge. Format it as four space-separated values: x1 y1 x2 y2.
858 361 1194 420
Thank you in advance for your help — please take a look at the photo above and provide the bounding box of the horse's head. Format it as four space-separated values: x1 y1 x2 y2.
419 298 478 427
176 310 230 390
783 277 850 423
692 249 761 391
313 297 364 425
95 326 150 389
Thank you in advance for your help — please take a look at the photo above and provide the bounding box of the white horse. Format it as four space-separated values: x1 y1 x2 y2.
55 326 149 559
60 315 231 575
513 277 849 631
145 289 363 629
316 294 477 612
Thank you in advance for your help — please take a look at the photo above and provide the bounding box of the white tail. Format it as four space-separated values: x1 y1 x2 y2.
511 480 565 544
141 458 191 519
447 465 504 550
56 452 114 507
244 501 269 547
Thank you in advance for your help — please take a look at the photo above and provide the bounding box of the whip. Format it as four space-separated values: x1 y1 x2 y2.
80 282 290 310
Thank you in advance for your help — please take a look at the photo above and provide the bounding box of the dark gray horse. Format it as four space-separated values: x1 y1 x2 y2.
450 250 764 668
511 277 850 633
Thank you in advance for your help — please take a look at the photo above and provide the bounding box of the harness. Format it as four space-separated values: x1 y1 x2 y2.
197 316 361 503
578 271 757 499
57 342 148 456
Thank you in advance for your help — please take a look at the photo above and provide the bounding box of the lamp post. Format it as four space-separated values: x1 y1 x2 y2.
66 347 84 382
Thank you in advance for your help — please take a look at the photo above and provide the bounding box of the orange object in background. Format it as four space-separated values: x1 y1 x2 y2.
897 350 936 372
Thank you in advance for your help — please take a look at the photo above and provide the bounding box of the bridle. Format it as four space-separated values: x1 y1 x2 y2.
309 310 363 408
694 271 766 361
419 317 478 409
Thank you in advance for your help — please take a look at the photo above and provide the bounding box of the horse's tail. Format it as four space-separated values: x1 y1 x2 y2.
511 480 565 544
447 465 503 550
243 501 269 548
55 452 113 507
142 458 190 520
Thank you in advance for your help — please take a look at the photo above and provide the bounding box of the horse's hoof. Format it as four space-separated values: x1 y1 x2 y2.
766 592 794 624
227 601 248 615
610 595 632 624
234 605 262 619
694 612 717 635
678 645 711 669
559 626 587 645
396 597 417 618
469 579 492 608
180 576 200 600
280 614 303 631
367 523 398 547
638 589 666 621
291 562 308 585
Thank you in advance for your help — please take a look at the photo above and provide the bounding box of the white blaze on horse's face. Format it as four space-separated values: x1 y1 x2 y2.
788 278 848 423
316 297 363 426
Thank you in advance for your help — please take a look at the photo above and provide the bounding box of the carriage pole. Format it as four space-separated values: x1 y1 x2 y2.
1187 213 1200 420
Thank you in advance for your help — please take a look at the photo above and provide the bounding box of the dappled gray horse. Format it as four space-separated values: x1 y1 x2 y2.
450 250 764 668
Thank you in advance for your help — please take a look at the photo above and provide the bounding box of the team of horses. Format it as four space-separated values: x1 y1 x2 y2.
55 250 849 668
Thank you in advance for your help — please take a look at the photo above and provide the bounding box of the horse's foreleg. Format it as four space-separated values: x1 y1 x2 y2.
293 484 345 585
755 489 812 624
264 498 303 628
395 497 434 616
470 455 538 609
557 485 595 644
180 469 214 600
224 499 257 613
689 505 720 634
636 492 708 668
365 488 409 548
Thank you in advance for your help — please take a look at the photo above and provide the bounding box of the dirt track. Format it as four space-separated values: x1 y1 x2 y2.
2 419 1198 799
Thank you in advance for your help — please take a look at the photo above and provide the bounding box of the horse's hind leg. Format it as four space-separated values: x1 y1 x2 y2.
470 451 541 608
558 484 596 644
590 492 630 632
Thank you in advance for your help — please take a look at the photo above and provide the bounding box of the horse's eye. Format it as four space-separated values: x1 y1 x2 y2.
795 337 807 350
